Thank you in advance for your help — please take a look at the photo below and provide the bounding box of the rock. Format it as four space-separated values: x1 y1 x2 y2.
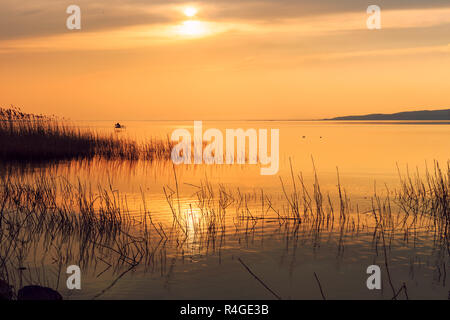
17 285 62 300
0 279 13 300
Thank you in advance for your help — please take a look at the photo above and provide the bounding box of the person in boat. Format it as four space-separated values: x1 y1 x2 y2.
115 123 122 129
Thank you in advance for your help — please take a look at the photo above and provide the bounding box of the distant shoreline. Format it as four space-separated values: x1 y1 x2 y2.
324 108 450 121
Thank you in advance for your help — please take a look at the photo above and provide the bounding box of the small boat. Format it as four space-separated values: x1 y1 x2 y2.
114 123 123 129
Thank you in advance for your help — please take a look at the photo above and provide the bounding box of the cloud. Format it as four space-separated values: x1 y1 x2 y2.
2 5 449 56
208 0 450 21
0 0 170 41
1 0 449 41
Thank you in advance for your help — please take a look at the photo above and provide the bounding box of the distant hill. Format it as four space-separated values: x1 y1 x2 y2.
326 109 450 121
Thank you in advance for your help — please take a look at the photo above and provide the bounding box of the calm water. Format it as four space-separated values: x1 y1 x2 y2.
2 121 449 299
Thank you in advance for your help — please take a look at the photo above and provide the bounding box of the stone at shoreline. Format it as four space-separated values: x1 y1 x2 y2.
0 279 13 300
17 285 63 300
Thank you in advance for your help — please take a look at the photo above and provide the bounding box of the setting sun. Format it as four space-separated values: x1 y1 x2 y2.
183 7 198 17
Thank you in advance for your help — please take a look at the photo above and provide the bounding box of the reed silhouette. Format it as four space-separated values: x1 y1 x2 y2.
0 161 448 299
0 107 173 162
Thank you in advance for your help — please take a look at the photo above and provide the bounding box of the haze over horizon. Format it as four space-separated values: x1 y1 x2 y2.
1 0 449 120
65 106 449 121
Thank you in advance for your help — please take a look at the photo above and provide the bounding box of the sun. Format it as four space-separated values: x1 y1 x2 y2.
183 7 198 18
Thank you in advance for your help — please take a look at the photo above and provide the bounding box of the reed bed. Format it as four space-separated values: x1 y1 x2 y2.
0 159 448 298
396 161 449 222
0 107 173 162
0 173 147 293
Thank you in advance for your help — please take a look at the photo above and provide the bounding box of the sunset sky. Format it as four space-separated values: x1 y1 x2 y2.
1 0 449 120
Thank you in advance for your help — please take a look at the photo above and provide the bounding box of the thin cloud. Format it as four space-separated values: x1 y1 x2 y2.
1 0 449 41
1 6 449 55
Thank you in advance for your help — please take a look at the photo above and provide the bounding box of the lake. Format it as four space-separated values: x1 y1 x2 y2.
1 120 449 299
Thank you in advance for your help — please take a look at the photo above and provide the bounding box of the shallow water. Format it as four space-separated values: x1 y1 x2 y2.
1 120 449 299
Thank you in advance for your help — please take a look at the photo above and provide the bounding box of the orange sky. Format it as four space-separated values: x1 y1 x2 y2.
0 1 449 120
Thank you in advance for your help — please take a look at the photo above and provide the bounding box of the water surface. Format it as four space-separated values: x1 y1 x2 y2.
2 120 449 299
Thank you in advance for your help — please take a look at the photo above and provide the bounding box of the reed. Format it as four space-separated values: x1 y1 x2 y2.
396 161 449 222
0 158 448 299
0 107 173 162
